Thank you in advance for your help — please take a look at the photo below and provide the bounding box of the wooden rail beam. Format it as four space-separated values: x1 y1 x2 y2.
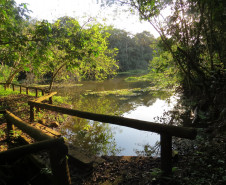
3 111 71 184
28 101 197 139
35 88 38 97
26 87 29 95
35 92 57 103
1 83 46 97
0 138 63 160
5 110 53 141
0 138 71 185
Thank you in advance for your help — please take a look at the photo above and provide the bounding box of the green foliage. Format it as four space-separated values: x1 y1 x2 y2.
127 0 226 95
150 168 162 178
105 27 155 71
1 2 119 88
135 141 160 157
10 129 22 137
0 129 5 138
124 41 180 89
53 95 71 105
148 50 180 89
0 85 19 96
33 17 119 91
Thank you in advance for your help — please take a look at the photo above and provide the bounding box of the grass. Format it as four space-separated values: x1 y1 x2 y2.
0 84 71 106
0 84 45 97
0 85 19 97
53 95 71 105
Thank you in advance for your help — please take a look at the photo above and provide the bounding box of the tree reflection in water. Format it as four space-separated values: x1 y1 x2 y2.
61 96 124 156
56 77 175 156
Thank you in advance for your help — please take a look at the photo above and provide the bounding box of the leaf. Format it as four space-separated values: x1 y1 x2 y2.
24 66 30 72
23 3 27 9
222 176 226 182
218 160 224 164
172 167 179 173
2 10 8 19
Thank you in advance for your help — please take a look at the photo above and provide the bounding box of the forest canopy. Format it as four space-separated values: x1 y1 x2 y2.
0 0 158 90
0 0 119 90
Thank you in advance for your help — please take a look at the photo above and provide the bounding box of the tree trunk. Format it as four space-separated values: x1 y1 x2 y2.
5 67 23 88
48 62 66 92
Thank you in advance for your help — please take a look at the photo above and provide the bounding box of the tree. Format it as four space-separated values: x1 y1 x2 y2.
0 0 29 85
132 31 155 69
41 17 118 91
0 0 53 86
106 27 155 71
120 0 225 94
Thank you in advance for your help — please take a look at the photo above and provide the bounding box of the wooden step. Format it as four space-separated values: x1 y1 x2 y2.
31 122 61 138
20 123 104 172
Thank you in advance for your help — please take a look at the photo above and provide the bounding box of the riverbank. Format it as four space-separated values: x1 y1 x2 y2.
0 89 225 184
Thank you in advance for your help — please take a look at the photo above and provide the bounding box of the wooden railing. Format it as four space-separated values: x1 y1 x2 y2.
0 82 47 97
0 110 71 185
28 99 197 175
1 83 197 175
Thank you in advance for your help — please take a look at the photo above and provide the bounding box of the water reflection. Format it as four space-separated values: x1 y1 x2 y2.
61 118 122 156
118 95 179 156
56 77 178 156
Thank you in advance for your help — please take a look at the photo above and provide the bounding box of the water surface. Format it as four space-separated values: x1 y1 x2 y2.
55 76 178 156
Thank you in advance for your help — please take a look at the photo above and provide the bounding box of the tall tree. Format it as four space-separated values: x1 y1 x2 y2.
0 0 53 85
121 0 225 94
41 17 118 91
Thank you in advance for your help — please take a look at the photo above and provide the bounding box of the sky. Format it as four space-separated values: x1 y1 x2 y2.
15 0 160 37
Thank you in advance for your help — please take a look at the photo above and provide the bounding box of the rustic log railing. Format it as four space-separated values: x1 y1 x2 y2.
0 82 46 97
0 110 71 185
1 83 197 175
29 91 57 121
28 100 197 175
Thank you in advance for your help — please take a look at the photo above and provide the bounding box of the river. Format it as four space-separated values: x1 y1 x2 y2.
54 75 179 156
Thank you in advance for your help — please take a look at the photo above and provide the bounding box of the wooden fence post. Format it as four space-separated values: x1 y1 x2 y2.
36 106 40 113
26 87 29 95
30 105 34 122
35 88 38 97
6 121 15 144
49 142 71 185
12 84 15 91
160 134 172 176
49 97 53 104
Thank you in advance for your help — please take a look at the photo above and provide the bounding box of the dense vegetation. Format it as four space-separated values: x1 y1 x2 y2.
0 0 158 89
0 0 119 90
106 28 155 71
125 0 226 93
